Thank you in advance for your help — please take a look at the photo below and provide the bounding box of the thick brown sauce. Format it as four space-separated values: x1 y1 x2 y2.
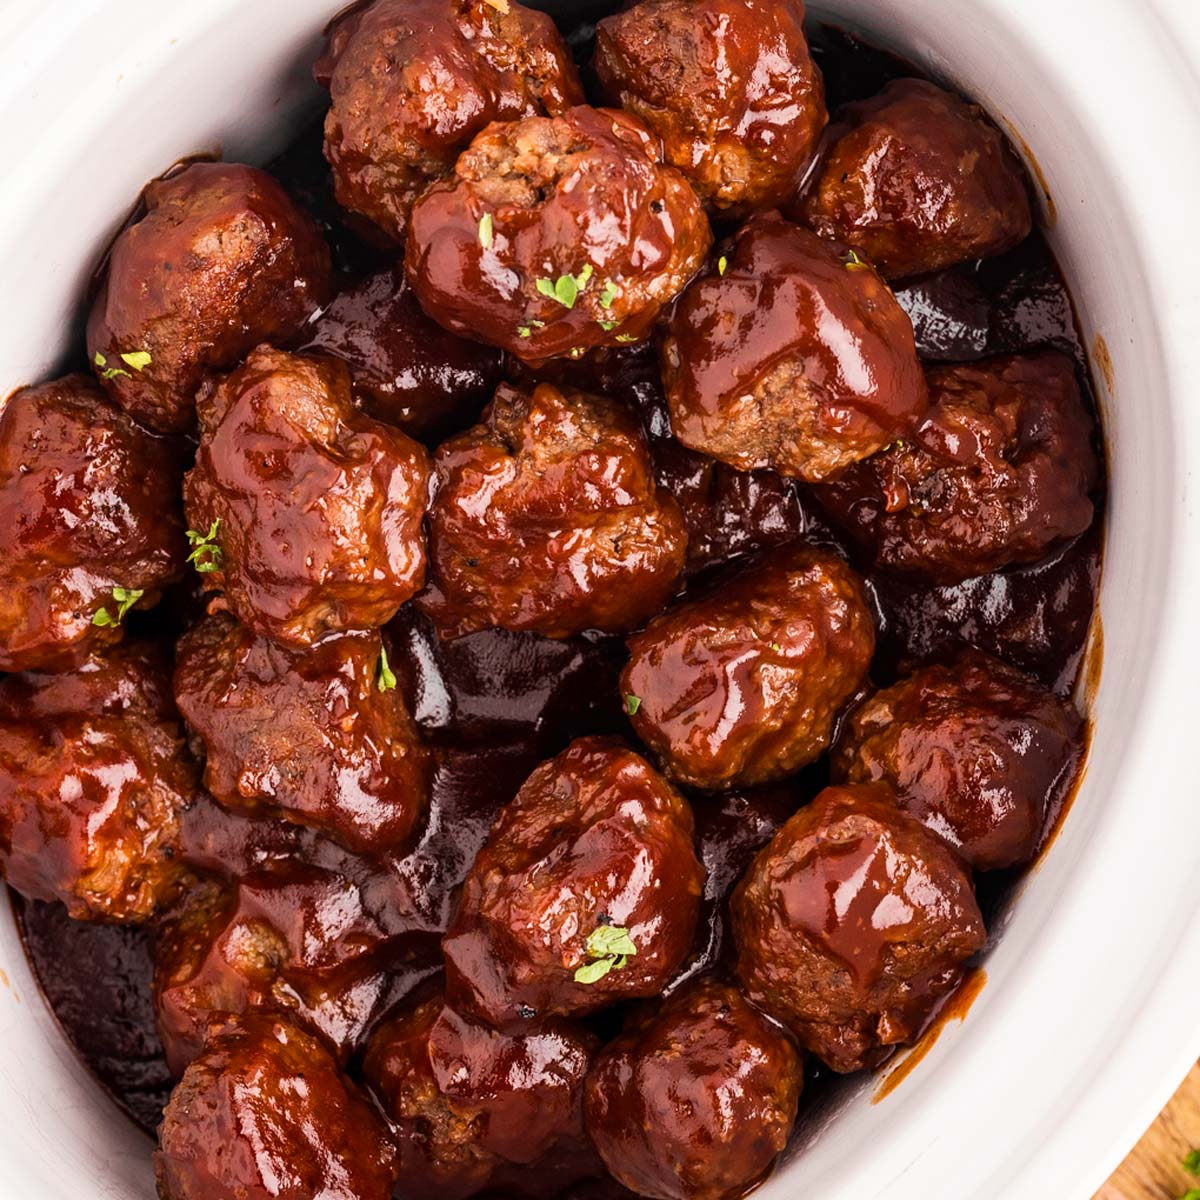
15 13 1105 1159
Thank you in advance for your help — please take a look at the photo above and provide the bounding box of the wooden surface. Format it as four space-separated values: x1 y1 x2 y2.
1095 1061 1200 1199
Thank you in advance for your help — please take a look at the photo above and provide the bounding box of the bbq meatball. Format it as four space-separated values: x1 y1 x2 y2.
0 640 193 922
87 162 332 434
584 979 801 1200
406 106 712 360
0 374 185 672
594 0 825 214
833 650 1084 871
302 266 503 444
363 984 597 1200
731 783 986 1072
317 0 583 244
174 614 427 854
622 541 874 790
155 1015 398 1200
801 79 1032 281
661 212 927 482
814 351 1099 585
183 346 431 647
154 862 408 1074
419 382 688 639
442 737 704 1027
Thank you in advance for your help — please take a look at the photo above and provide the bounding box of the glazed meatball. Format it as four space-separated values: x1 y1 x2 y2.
0 374 185 672
317 0 583 243
594 0 825 213
442 737 704 1027
302 266 503 444
406 106 712 360
183 346 431 646
622 541 874 790
0 641 193 922
584 979 801 1200
155 1015 398 1200
363 983 597 1200
87 162 332 434
815 351 1099 584
661 212 927 482
833 650 1084 871
174 614 427 854
154 863 409 1074
731 783 986 1072
801 79 1032 281
419 382 688 639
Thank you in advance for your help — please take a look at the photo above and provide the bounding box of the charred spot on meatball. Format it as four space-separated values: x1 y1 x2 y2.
594 0 825 214
584 978 802 1200
363 982 598 1200
662 212 928 482
301 266 503 445
0 641 194 922
154 1014 399 1200
317 0 583 244
800 78 1033 281
174 614 428 854
814 350 1099 585
442 737 704 1028
183 345 431 647
622 541 875 790
419 381 688 639
405 106 712 360
0 374 186 672
731 782 986 1072
833 649 1085 871
87 162 332 434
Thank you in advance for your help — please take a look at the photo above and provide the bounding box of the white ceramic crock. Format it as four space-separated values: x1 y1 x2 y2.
1 1 1199 1197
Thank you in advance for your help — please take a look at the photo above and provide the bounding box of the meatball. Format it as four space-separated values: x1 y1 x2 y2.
155 1014 398 1200
317 0 583 244
302 266 503 444
801 79 1032 281
442 737 704 1027
0 641 193 922
363 983 597 1200
183 346 431 646
731 783 986 1072
661 212 927 482
419 382 688 639
622 541 874 790
174 614 428 854
833 650 1084 871
584 979 801 1200
0 374 185 672
814 351 1099 585
594 0 825 213
406 106 712 360
87 162 332 434
154 862 410 1074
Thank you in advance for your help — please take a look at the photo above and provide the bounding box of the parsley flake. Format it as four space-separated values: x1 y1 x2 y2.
614 333 638 344
1185 1150 1200 1177
376 646 398 693
717 255 728 276
574 922 638 985
478 212 494 249
92 585 144 627
624 694 642 715
120 350 152 371
599 280 619 310
93 351 130 381
843 249 870 272
535 265 593 310
598 319 616 332
185 519 223 575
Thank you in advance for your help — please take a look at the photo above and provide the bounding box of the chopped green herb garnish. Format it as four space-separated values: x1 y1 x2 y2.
843 249 870 272
376 646 397 693
770 642 782 652
92 585 144 627
93 351 130 381
614 333 638 344
185 519 223 575
478 212 494 249
535 265 593 310
717 255 728 276
1179 1191 1200 1200
598 319 616 332
599 280 619 310
517 318 547 339
1184 1150 1200 1177
574 921 638 984
624 694 641 716
120 350 152 371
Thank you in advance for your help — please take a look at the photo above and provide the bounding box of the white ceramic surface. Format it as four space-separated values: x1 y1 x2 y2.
1 1 1199 1197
